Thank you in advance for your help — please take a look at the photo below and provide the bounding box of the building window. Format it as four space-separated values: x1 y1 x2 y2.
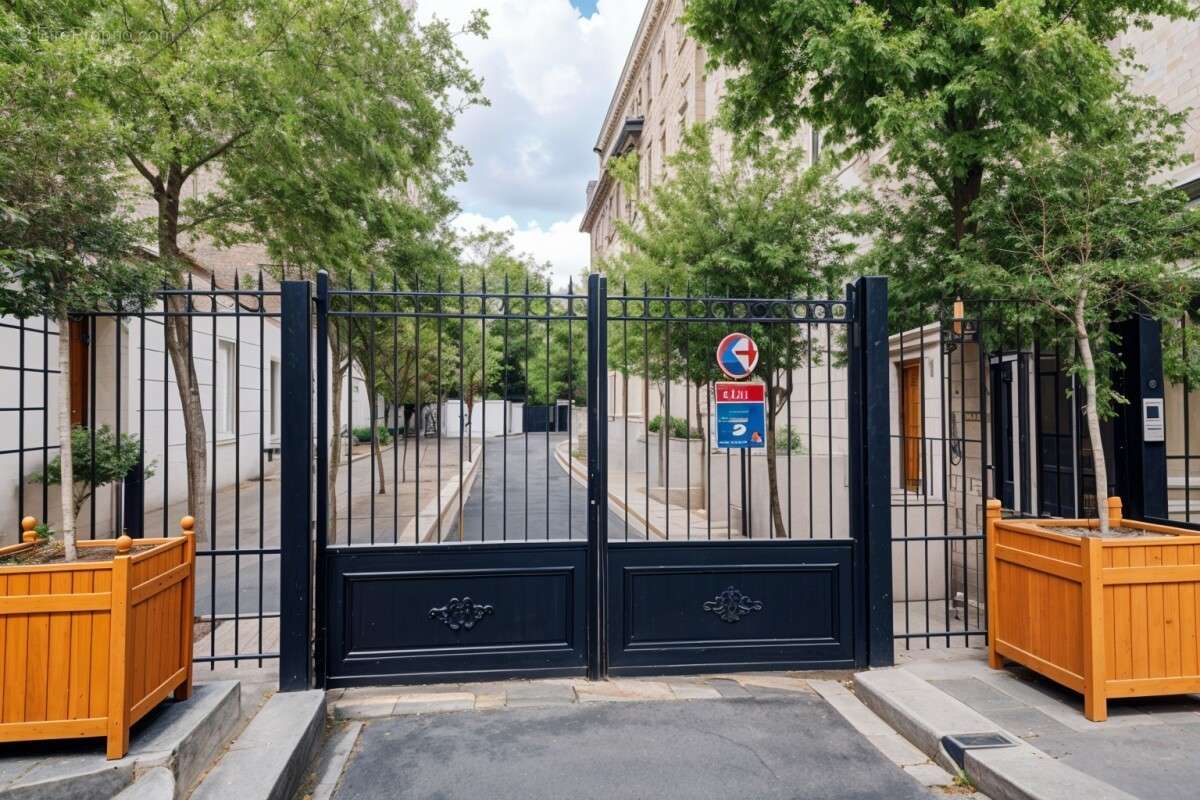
269 359 281 438
658 40 666 86
216 339 237 435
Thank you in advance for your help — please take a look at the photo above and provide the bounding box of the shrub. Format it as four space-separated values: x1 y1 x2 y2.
30 426 155 523
777 426 806 454
352 426 393 445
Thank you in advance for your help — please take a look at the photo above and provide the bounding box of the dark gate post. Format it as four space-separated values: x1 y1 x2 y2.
848 276 893 667
1114 313 1168 521
280 279 314 691
586 273 609 680
313 271 330 688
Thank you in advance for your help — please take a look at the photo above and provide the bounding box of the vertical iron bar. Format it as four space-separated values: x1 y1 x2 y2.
586 273 609 679
314 272 330 686
279 279 314 691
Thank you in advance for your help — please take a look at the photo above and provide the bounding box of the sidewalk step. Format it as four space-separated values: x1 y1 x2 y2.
0 680 240 800
113 767 174 800
191 690 325 800
855 668 1137 800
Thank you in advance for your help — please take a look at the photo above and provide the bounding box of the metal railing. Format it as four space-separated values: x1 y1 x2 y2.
1 273 282 669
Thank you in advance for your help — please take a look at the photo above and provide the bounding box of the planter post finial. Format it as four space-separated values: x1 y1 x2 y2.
20 517 37 543
1107 496 1123 528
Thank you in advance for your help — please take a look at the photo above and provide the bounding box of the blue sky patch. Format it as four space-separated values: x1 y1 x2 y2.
572 0 600 17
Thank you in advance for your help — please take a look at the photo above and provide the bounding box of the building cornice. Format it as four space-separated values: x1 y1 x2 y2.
580 170 612 233
593 0 669 157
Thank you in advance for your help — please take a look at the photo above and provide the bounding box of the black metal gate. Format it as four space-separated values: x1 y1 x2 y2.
279 273 892 688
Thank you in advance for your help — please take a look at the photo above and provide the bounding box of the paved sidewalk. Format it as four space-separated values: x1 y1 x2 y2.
893 647 1200 799
317 674 958 800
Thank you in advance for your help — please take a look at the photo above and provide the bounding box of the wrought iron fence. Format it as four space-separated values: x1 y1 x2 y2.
0 272 281 669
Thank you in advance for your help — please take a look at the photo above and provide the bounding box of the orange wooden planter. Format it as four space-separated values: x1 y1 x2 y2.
0 516 196 758
987 497 1200 721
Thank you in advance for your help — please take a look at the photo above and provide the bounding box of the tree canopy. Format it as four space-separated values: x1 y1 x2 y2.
686 0 1196 322
606 123 863 536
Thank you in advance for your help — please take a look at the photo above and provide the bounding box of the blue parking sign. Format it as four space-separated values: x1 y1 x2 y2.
716 401 765 449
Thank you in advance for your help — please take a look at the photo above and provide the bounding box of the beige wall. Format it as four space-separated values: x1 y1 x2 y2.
1113 16 1200 189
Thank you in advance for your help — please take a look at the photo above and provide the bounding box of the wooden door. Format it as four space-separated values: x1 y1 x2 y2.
68 318 89 427
902 361 922 492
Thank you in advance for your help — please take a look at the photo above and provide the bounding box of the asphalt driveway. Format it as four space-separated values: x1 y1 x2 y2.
452 433 626 541
330 692 936 800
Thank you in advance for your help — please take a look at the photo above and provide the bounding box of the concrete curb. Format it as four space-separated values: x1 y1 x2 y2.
0 681 240 800
855 668 1137 800
191 689 326 800
113 767 175 800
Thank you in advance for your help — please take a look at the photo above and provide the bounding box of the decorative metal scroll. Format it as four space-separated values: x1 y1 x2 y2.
702 587 764 623
429 597 494 631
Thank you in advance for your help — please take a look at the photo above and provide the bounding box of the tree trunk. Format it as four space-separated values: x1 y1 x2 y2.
1075 291 1110 533
694 380 707 511
156 172 209 545
764 380 788 538
328 352 348 544
162 301 209 545
950 162 984 248
57 314 78 561
368 387 386 494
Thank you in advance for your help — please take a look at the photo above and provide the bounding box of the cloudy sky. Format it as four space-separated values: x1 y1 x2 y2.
415 0 646 285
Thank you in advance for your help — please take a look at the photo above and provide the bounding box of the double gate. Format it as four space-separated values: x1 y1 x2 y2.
277 274 893 689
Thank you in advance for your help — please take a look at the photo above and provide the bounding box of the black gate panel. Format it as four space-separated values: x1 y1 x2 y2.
325 542 588 686
607 541 855 674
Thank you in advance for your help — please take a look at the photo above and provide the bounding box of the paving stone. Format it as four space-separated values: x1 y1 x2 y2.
733 675 812 694
903 761 955 787
666 682 722 700
331 696 398 720
575 679 673 702
391 692 475 714
503 682 576 707
866 733 930 767
706 679 752 698
815 692 897 737
984 706 1073 740
473 692 507 710
930 678 1028 713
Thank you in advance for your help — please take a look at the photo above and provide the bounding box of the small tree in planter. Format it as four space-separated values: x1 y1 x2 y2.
963 90 1200 532
29 426 156 534
0 38 161 560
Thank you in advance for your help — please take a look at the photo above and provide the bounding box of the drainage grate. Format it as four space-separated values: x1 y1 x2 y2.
941 732 1017 768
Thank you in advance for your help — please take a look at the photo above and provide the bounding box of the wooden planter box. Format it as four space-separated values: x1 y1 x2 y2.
0 517 196 758
987 497 1200 721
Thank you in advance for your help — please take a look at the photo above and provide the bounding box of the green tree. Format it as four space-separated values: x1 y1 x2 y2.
686 0 1195 321
32 427 156 528
1 9 160 559
608 124 861 536
960 92 1200 531
32 0 486 543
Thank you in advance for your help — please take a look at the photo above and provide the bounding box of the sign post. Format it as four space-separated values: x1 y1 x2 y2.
714 332 763 537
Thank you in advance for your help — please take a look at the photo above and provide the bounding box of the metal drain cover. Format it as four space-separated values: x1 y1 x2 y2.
941 732 1017 768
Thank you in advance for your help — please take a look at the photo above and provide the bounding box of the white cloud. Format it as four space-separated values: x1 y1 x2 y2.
453 211 591 288
418 0 645 274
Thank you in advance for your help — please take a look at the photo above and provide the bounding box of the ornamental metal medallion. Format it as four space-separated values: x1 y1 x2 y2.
429 597 494 631
702 586 763 623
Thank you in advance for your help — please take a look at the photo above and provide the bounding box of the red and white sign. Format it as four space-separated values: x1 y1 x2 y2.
715 382 765 403
715 332 759 379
